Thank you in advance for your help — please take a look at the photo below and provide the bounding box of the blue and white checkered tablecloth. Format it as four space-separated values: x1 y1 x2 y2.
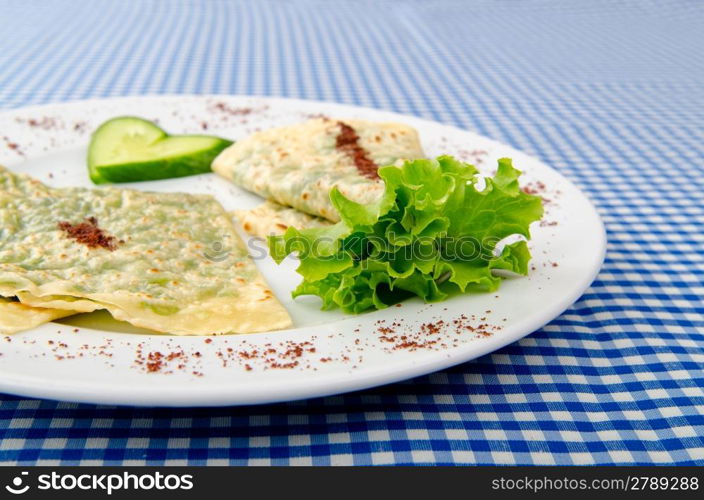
0 0 702 465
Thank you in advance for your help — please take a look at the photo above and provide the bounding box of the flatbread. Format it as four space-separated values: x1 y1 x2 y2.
0 166 292 335
213 118 424 221
234 200 331 238
0 169 77 334
0 297 75 335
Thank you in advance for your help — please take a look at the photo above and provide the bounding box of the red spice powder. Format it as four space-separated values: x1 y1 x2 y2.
522 181 553 204
28 308 505 377
26 117 59 130
3 136 24 155
58 217 122 251
522 181 546 195
373 313 501 352
146 352 164 373
216 340 317 370
213 102 253 116
336 122 379 179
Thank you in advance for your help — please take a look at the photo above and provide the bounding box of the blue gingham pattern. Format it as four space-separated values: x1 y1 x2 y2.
1 0 702 465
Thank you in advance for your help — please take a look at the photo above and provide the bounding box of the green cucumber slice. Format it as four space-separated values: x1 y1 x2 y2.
87 116 233 184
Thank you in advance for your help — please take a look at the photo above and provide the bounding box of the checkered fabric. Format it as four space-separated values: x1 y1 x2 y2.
0 0 702 465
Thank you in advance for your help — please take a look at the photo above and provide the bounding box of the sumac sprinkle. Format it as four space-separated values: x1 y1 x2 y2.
335 121 379 179
213 102 253 116
58 217 121 251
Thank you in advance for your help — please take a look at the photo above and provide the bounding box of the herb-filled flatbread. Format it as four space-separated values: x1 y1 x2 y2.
213 118 425 222
0 167 291 335
0 167 77 334
234 200 331 238
0 297 75 335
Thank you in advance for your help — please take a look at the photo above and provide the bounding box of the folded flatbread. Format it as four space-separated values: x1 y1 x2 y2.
213 118 424 222
0 297 74 335
0 166 291 335
234 200 331 238
0 173 77 333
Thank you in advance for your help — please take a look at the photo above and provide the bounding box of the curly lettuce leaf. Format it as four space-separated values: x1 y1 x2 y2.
269 156 544 313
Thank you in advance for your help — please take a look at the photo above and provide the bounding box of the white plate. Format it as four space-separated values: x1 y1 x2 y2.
0 95 605 407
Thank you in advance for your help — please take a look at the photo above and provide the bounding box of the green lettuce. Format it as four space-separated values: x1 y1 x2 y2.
269 156 544 313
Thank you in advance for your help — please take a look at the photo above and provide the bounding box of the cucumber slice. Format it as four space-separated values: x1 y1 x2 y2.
87 116 233 184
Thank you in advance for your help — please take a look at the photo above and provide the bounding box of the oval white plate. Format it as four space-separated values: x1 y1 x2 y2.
0 95 605 406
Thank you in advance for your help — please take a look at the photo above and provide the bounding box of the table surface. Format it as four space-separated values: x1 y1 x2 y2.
0 0 702 465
